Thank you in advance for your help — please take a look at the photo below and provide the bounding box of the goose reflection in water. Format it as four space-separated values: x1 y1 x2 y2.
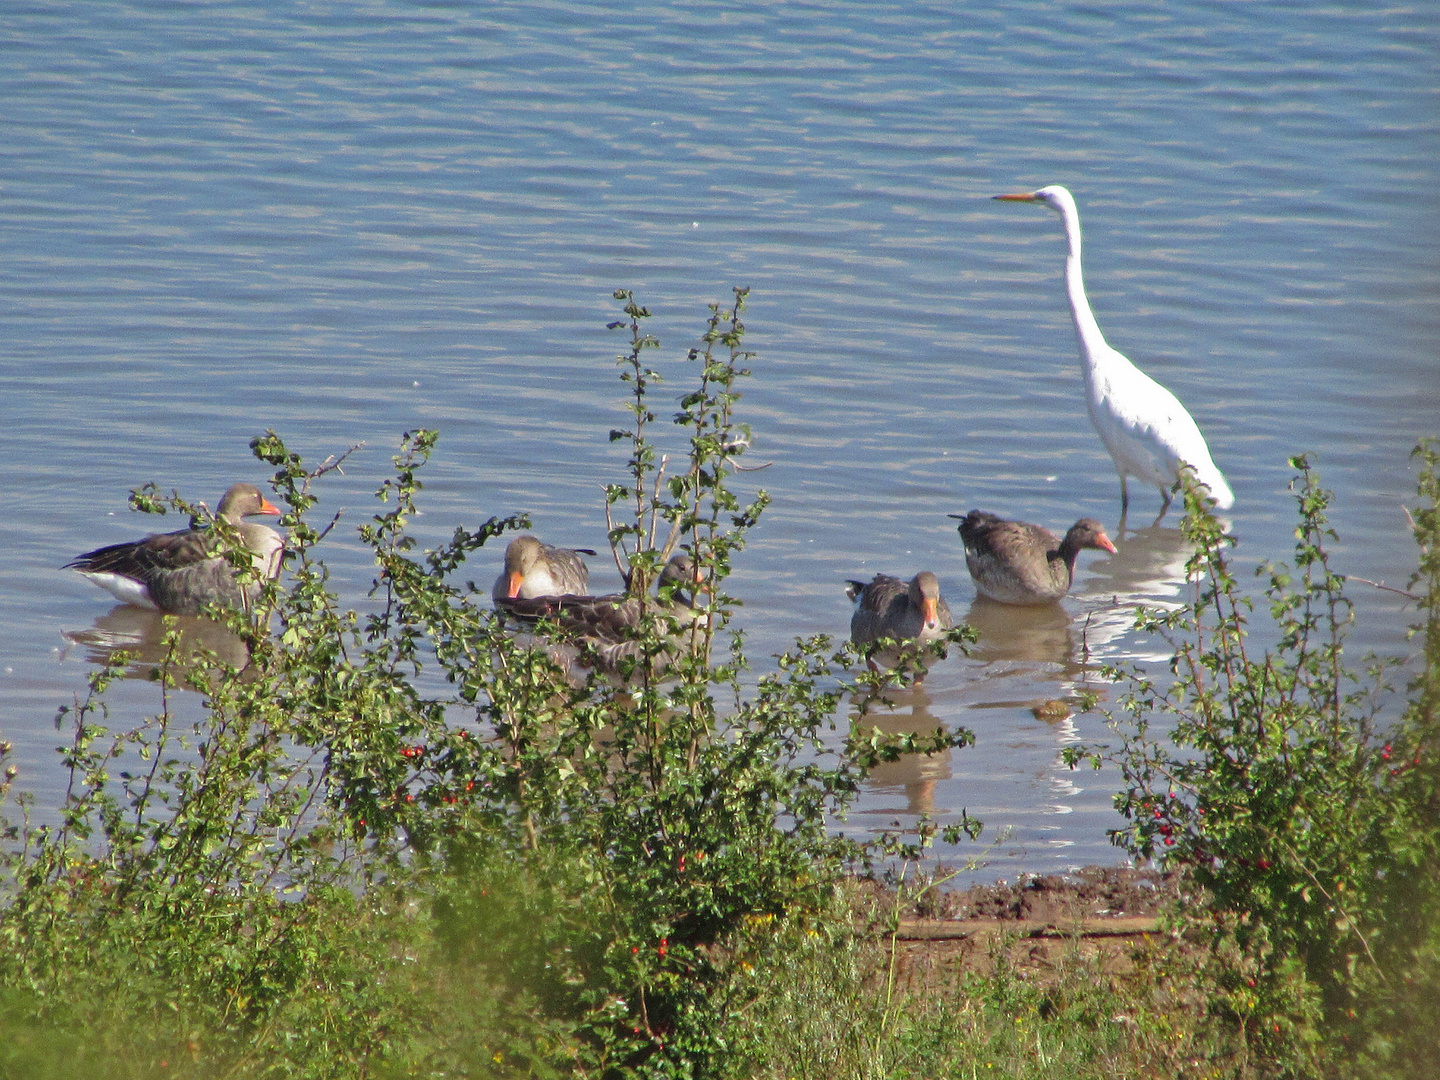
958 520 1192 696
960 597 1087 723
850 685 953 817
958 553 1108 719
61 605 252 680
963 597 1075 669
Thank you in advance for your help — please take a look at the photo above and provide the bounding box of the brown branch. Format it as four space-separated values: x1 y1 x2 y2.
310 442 364 480
313 510 345 544
1342 575 1421 602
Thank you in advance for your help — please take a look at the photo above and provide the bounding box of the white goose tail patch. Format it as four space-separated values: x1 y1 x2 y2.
78 572 159 611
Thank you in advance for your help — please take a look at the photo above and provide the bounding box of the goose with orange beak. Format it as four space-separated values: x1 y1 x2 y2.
953 509 1116 605
66 482 284 615
491 534 595 601
847 571 954 674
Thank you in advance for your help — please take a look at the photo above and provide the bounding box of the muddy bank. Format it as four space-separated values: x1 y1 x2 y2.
869 866 1185 987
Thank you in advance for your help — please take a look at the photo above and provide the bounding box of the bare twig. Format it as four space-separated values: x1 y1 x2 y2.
299 443 365 503
311 443 364 480
313 510 345 544
649 454 668 555
604 496 632 582
1271 829 1386 983
1343 575 1421 602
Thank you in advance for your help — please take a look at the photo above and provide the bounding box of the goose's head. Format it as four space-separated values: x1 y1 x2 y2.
909 571 944 631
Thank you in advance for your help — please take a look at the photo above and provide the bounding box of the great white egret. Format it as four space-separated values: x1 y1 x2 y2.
993 185 1234 515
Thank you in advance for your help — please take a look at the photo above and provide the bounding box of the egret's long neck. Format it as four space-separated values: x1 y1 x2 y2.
1059 206 1109 366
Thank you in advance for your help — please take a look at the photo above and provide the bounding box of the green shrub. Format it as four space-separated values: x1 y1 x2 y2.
0 290 972 1078
1078 450 1440 1078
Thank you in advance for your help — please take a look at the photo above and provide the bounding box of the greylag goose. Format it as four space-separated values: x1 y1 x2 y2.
846 571 954 672
65 483 284 615
494 554 704 671
953 510 1116 605
993 186 1233 516
491 534 595 601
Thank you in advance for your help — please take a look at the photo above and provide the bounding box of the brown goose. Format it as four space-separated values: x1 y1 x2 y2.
65 483 284 615
491 534 596 601
494 554 703 671
952 510 1116 605
846 571 954 671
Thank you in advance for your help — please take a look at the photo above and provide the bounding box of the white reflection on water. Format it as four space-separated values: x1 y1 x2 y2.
1075 522 1194 665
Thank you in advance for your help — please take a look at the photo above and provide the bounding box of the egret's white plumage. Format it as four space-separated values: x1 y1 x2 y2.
994 185 1234 515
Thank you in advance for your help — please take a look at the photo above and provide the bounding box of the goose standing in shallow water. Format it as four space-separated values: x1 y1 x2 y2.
993 185 1234 517
847 571 954 674
492 534 595 601
66 483 284 615
953 510 1116 606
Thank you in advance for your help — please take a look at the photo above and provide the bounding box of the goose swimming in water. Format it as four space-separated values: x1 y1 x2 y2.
953 509 1115 606
494 553 704 671
846 571 954 674
492 534 596 601
66 482 284 615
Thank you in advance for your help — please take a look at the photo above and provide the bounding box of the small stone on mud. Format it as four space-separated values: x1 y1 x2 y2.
1032 699 1071 721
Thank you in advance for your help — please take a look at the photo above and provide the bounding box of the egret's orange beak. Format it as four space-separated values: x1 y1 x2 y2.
506 571 524 598
993 192 1039 202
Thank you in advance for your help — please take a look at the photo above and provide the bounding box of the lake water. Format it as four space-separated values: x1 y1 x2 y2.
2 1 1436 884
